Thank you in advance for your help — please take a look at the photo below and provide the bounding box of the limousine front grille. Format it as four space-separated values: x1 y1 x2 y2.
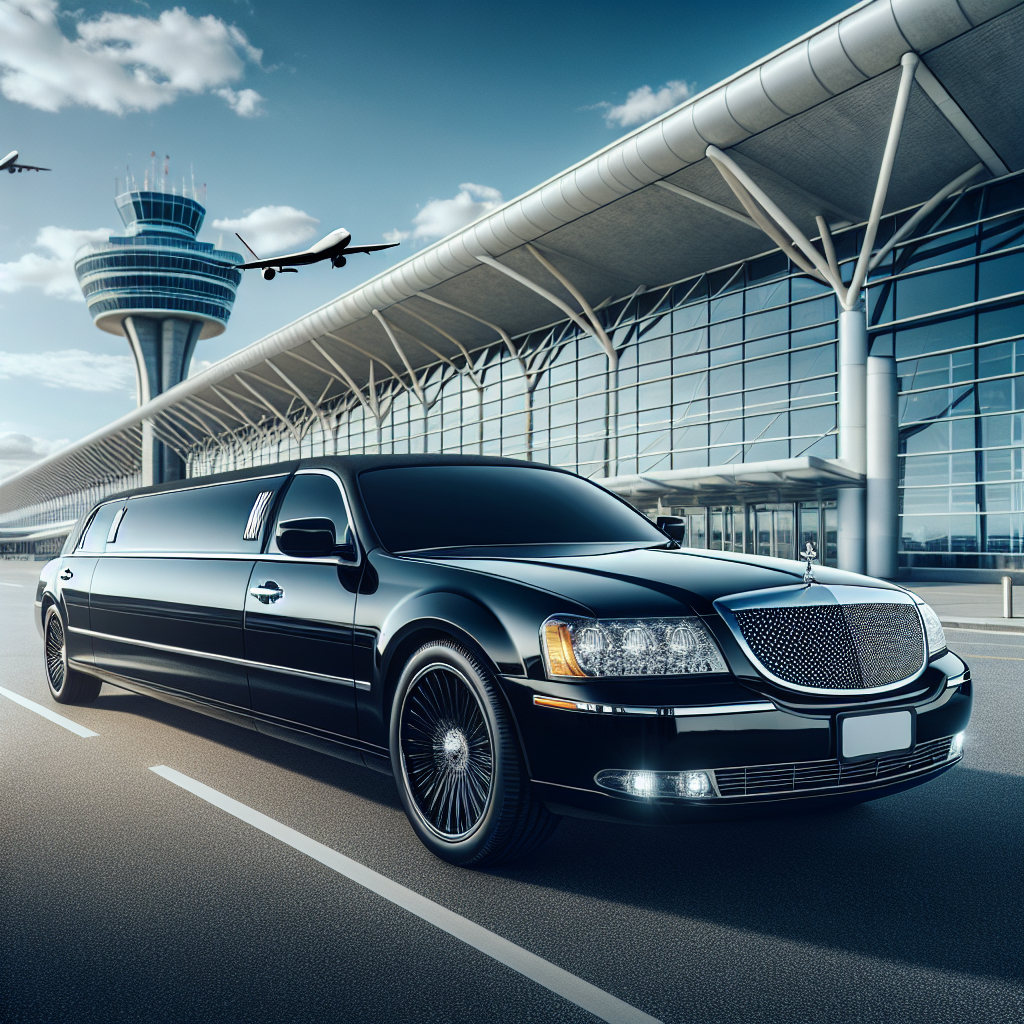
713 735 954 798
732 600 925 691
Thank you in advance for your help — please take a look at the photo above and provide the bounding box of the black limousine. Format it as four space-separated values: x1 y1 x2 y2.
36 456 970 865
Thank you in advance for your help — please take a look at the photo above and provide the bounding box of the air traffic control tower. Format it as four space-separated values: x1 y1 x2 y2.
74 184 243 483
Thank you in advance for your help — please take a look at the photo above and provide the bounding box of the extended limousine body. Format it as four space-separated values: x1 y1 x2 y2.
36 456 971 865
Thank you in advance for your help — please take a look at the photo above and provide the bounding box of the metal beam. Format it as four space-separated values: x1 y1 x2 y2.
653 180 759 229
307 340 378 421
845 53 920 307
414 293 522 364
265 358 331 435
320 331 406 389
394 305 483 389
915 63 1009 177
868 162 984 272
476 254 618 369
234 374 302 443
371 309 426 406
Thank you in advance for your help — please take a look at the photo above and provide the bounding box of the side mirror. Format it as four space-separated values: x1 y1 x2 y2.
277 517 336 558
656 515 687 542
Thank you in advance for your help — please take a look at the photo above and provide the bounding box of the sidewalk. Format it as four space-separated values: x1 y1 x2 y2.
900 581 1024 633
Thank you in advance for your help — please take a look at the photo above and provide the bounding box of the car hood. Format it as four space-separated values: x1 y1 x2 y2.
420 546 903 618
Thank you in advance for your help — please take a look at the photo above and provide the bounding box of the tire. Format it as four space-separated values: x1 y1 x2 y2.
390 640 559 867
44 605 101 705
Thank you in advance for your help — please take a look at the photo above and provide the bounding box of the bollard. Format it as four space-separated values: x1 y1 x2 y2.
1002 575 1013 619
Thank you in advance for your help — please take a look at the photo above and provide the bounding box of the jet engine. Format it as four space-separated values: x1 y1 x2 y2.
262 268 276 281
331 255 347 268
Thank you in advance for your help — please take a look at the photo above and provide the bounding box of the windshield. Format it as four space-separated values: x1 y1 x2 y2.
358 465 665 553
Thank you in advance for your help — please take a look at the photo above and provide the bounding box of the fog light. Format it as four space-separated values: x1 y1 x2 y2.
679 771 712 798
950 732 965 758
595 768 717 799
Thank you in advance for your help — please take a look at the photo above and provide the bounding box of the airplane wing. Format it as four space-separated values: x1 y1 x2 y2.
238 249 323 270
10 163 50 172
343 242 401 254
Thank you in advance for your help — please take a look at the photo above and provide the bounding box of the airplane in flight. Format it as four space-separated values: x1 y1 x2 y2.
1 150 50 174
235 228 399 280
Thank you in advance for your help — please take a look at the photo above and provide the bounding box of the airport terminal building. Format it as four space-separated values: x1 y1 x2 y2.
2 0 1022 581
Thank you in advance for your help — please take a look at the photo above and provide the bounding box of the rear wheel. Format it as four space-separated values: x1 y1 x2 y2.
390 640 559 867
44 605 100 705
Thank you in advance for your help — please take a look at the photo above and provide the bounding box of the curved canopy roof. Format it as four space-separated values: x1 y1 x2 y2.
3 0 1022 515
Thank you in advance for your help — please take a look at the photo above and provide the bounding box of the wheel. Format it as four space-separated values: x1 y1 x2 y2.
390 640 559 867
44 606 101 705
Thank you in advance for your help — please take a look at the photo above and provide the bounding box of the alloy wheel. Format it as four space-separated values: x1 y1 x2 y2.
399 664 495 840
45 612 67 693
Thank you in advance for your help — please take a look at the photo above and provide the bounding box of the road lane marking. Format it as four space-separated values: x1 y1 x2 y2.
150 764 661 1024
0 685 98 737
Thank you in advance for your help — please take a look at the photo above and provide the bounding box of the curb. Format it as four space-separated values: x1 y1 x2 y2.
940 618 1024 633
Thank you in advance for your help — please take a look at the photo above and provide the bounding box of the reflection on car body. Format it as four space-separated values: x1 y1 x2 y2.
36 455 971 866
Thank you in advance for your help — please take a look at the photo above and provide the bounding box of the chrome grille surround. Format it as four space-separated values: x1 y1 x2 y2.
713 735 955 798
714 584 928 695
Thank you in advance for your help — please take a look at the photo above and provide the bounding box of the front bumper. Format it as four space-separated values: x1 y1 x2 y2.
501 655 972 822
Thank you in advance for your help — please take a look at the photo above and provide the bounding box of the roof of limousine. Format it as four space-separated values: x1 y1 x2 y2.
92 453 565 505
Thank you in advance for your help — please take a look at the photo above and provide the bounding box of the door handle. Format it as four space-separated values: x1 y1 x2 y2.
249 582 284 605
59 568 73 581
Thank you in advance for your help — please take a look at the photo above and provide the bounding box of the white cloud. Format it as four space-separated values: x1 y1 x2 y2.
0 349 136 391
0 0 265 116
214 85 263 117
0 226 112 300
0 432 69 479
603 80 692 128
188 357 214 378
386 183 504 245
211 205 319 255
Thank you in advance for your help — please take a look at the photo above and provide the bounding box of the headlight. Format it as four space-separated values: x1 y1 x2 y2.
542 615 727 678
917 601 947 658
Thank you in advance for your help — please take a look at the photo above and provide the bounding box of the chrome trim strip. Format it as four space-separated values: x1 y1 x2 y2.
69 550 355 566
533 695 775 717
714 584 928 696
68 626 356 687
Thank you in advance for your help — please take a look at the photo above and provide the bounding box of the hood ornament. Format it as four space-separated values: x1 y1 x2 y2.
801 541 818 584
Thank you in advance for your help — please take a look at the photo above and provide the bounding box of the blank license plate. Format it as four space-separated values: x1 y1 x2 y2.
842 711 912 759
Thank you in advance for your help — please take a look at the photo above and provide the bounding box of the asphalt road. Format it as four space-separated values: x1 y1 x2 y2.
1 559 1021 1024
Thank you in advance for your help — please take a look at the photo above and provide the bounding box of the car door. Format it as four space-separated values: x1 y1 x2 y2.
89 475 287 712
244 469 358 742
51 501 124 667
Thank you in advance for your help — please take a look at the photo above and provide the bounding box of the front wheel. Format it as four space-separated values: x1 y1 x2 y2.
44 605 101 705
390 640 559 867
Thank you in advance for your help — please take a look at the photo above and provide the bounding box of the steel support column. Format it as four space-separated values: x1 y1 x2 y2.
866 352 899 579
838 308 868 574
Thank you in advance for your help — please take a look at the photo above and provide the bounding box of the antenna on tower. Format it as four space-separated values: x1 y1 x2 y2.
190 164 195 200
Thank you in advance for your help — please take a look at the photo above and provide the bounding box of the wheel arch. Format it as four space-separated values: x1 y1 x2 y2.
377 591 523 726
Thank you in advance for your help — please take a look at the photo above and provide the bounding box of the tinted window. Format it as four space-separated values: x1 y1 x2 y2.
112 476 287 554
359 466 663 552
77 501 124 553
269 472 352 554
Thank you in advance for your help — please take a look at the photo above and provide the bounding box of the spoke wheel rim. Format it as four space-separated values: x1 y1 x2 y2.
45 613 67 693
400 663 495 841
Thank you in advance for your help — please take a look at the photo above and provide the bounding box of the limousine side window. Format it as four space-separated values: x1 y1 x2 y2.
109 476 288 554
77 501 125 553
269 472 354 556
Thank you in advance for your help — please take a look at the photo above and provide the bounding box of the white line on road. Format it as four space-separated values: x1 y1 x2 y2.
150 764 661 1024
0 685 98 737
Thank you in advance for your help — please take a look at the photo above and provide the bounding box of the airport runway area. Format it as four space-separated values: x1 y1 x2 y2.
1 558 1022 1024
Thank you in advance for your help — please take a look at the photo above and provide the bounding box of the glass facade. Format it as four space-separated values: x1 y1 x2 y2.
186 172 1024 572
74 190 243 332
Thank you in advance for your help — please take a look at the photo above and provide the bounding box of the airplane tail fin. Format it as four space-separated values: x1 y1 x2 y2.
235 233 261 260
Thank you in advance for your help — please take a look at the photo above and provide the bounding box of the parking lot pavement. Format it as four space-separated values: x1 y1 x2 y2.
2 559 1022 1024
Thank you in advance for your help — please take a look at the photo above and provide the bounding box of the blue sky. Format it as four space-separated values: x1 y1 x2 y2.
0 0 848 477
